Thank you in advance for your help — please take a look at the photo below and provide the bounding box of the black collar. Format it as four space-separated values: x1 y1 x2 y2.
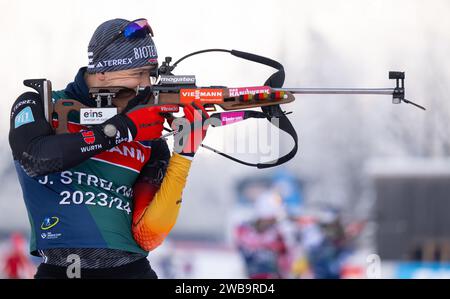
64 67 95 107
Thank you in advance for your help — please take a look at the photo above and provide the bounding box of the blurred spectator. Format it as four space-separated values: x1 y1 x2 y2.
285 216 316 278
234 192 290 279
304 208 365 279
2 233 35 279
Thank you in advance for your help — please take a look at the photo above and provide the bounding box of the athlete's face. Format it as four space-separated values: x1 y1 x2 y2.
97 66 155 109
102 66 154 89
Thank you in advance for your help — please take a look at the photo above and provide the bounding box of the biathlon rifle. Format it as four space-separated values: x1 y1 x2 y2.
23 49 425 169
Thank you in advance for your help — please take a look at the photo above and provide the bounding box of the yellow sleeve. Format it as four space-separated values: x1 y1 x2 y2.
132 152 192 251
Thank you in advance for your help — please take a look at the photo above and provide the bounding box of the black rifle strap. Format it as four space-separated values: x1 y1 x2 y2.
170 48 299 168
205 108 298 168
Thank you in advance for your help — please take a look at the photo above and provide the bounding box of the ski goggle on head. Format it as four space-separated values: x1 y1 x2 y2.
94 18 154 61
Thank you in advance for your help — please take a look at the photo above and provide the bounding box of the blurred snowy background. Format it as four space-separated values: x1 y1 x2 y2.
0 0 449 278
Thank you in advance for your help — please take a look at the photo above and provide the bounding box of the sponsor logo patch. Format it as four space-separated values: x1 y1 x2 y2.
98 58 133 67
160 105 179 112
229 86 271 97
81 144 102 153
160 75 196 85
41 216 60 230
80 108 117 125
134 46 157 60
221 112 245 125
11 99 37 116
40 232 62 240
81 131 96 144
180 89 223 104
14 106 35 128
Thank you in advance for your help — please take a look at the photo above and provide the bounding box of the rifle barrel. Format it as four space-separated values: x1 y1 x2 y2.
274 88 396 96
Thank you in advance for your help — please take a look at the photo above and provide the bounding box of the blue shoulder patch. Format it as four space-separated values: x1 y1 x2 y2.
14 106 35 128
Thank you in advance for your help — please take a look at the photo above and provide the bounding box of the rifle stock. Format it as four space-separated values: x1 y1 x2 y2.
50 85 296 134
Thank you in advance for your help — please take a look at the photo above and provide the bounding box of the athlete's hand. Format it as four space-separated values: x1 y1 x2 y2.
173 101 210 157
123 87 178 141
125 106 166 141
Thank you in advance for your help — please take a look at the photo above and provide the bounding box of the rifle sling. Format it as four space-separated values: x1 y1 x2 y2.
203 108 298 169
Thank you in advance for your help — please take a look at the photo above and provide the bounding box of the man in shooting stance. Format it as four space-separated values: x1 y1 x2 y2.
9 18 208 279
